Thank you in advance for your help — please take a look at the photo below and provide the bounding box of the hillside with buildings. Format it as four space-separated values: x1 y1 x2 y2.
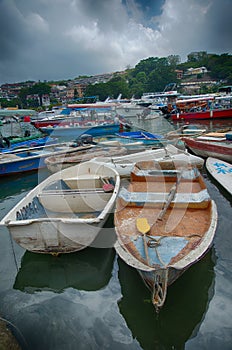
0 52 231 108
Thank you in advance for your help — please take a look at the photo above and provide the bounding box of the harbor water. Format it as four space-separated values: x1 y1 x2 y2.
0 116 232 349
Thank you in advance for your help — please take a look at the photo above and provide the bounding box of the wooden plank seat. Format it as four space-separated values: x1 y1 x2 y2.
63 176 114 190
118 187 210 209
38 188 106 195
37 186 113 213
131 168 199 183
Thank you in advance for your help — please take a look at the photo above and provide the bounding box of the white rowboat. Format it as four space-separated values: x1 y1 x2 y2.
0 161 120 254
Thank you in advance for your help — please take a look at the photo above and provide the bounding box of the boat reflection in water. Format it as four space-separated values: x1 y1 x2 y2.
14 247 115 293
117 248 216 349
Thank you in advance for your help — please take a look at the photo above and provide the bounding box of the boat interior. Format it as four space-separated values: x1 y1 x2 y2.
115 161 213 266
16 175 116 220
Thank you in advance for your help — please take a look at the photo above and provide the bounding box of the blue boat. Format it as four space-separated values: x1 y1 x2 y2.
0 143 92 176
0 136 57 153
40 123 124 141
115 130 165 145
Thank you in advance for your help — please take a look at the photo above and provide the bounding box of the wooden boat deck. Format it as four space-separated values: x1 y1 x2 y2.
114 159 217 310
115 175 212 267
115 205 211 263
128 180 203 193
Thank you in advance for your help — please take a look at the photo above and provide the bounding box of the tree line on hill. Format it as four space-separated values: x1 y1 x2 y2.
85 52 232 100
1 51 232 109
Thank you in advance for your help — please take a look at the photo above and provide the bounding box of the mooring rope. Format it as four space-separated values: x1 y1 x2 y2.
9 232 19 273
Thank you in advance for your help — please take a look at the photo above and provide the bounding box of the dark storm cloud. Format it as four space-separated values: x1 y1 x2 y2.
0 0 231 84
203 0 232 52
0 1 30 60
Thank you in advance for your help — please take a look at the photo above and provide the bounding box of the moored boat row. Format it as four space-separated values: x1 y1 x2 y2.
1 110 232 312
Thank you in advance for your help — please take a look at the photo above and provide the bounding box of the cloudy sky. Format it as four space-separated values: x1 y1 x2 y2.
0 0 231 84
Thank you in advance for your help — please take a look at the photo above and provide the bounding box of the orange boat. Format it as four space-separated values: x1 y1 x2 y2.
114 159 217 311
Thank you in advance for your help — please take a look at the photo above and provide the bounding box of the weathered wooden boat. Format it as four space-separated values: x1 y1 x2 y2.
45 144 127 173
206 157 232 195
0 160 120 254
93 144 204 178
114 159 217 311
0 142 94 176
182 133 232 162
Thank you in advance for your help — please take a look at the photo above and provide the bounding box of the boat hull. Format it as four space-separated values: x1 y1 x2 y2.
0 153 49 175
41 123 122 140
206 157 232 195
0 136 56 152
7 218 108 254
171 108 232 121
45 146 127 173
0 144 93 176
182 137 232 162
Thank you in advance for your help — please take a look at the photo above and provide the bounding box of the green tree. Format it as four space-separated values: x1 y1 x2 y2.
167 55 181 67
135 72 147 84
85 76 130 101
18 82 51 107
0 98 22 108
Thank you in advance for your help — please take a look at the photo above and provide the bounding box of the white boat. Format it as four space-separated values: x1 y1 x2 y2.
206 157 232 195
115 102 145 118
92 144 204 178
0 161 120 254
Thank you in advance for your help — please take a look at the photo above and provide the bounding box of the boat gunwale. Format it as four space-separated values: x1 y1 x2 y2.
114 200 217 272
0 160 120 226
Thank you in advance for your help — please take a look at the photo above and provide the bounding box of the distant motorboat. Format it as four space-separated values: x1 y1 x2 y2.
115 102 145 118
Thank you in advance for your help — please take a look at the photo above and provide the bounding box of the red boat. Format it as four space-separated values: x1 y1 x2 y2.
165 95 232 121
171 107 232 121
182 135 232 162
